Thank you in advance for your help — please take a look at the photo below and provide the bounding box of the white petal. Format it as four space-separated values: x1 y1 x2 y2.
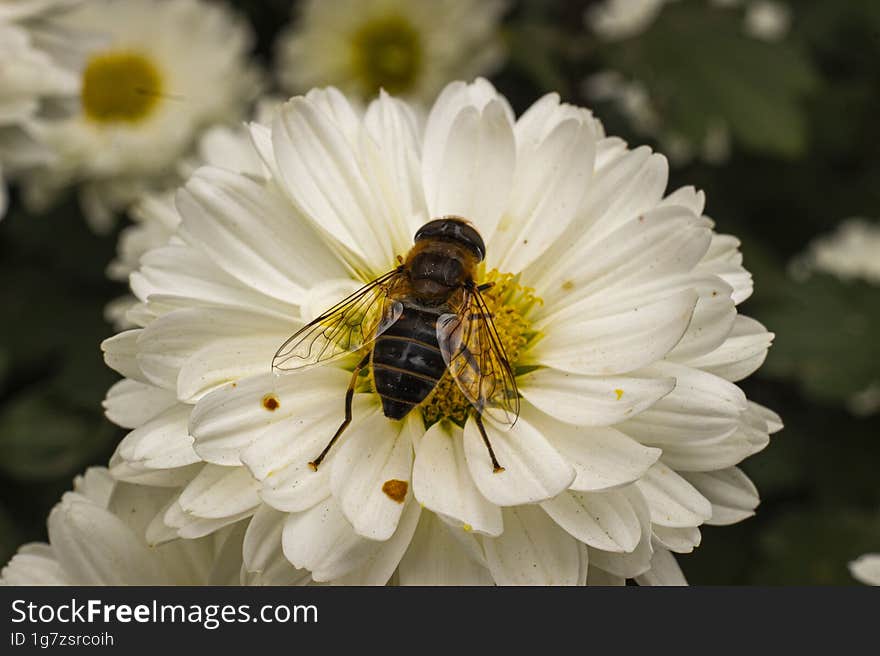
519 368 675 426
666 288 737 362
131 244 296 320
361 90 428 253
48 498 167 585
463 414 574 506
697 233 753 304
176 334 295 403
190 368 350 466
271 96 391 272
242 505 311 585
652 525 702 553
281 497 380 582
398 512 494 586
530 289 698 376
526 146 670 293
749 401 783 434
635 462 713 528
136 306 294 393
411 421 502 536
683 468 759 526
635 546 688 586
588 485 654 578
422 91 515 243
117 404 199 470
483 506 581 585
250 396 378 513
103 379 177 429
526 407 661 492
541 488 643 553
330 411 412 541
684 315 773 382
101 330 148 383
492 102 596 273
332 499 421 585
619 362 748 449
178 465 261 519
1 544 71 585
177 168 346 305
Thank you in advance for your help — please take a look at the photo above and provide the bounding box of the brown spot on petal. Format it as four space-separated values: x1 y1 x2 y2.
262 393 280 411
382 479 408 503
561 280 575 291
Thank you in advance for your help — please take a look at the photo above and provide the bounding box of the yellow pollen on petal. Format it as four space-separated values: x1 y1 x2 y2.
81 51 163 124
262 394 280 411
615 389 624 400
420 269 543 427
462 523 473 532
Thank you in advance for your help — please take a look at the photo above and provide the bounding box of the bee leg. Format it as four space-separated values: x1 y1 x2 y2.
474 413 505 473
476 282 495 292
308 352 370 471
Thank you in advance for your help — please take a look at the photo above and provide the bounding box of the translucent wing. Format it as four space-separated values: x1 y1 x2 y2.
437 286 520 425
273 269 405 372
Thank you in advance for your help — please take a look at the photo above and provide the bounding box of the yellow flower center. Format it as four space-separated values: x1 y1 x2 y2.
350 14 423 96
420 270 543 426
81 51 163 124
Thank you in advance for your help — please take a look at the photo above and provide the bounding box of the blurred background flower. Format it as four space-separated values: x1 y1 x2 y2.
1 0 879 585
17 0 262 233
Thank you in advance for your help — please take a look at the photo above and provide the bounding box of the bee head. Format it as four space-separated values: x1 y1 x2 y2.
414 216 485 262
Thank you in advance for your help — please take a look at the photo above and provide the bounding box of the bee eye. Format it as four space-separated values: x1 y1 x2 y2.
415 217 485 261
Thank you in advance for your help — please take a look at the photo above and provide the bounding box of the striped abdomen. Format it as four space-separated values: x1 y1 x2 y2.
372 303 446 420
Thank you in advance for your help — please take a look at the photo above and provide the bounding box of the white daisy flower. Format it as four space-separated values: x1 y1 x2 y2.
0 0 82 217
102 79 780 585
850 554 880 586
20 0 260 233
0 467 276 585
276 0 507 103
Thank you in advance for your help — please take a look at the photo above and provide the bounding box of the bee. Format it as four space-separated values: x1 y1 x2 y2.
273 216 519 473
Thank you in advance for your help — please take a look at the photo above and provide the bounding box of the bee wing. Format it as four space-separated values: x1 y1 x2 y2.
273 269 405 372
436 286 520 425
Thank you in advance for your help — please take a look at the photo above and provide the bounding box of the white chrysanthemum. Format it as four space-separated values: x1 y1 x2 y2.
276 0 506 103
850 554 880 586
0 467 272 585
20 0 260 232
102 79 780 585
0 0 82 217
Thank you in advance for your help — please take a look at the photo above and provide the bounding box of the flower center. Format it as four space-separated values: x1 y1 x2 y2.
350 14 423 96
81 51 163 124
420 270 543 426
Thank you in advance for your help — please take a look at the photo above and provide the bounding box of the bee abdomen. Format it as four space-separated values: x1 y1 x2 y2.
372 306 446 420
